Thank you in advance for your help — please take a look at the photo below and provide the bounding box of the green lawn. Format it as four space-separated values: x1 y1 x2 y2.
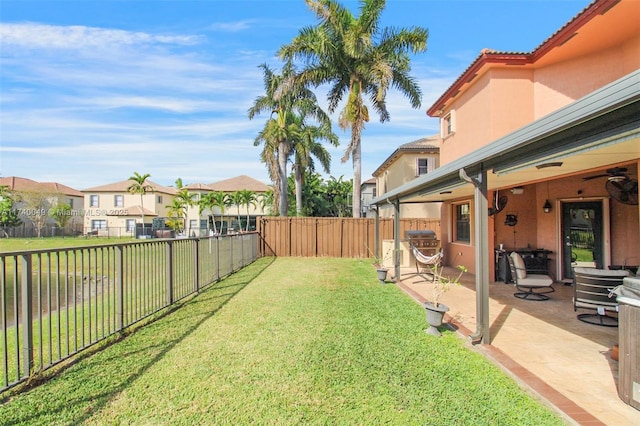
0 237 136 253
0 257 563 425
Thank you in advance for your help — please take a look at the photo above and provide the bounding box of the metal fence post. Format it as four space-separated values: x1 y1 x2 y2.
193 239 200 293
166 240 174 306
20 254 34 377
115 245 124 331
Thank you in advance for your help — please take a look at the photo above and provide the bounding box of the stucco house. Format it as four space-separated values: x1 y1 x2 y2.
81 180 177 237
360 178 377 218
370 0 639 345
205 175 270 233
0 176 84 236
372 135 441 220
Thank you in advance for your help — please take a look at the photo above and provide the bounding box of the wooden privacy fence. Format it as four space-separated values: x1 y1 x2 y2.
256 217 441 258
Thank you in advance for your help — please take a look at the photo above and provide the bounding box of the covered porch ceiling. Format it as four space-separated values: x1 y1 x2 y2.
371 70 640 206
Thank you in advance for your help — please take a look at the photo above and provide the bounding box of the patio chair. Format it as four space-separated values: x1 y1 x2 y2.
507 252 554 301
573 267 630 327
403 243 443 283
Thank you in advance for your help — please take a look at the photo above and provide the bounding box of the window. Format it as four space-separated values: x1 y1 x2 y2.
454 203 471 243
67 198 74 209
441 110 456 138
114 195 123 207
90 195 99 207
189 220 198 229
91 219 106 230
372 188 377 198
126 219 136 232
157 195 163 204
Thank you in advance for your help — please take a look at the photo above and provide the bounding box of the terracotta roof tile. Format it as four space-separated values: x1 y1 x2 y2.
208 175 269 192
0 176 83 197
82 179 177 195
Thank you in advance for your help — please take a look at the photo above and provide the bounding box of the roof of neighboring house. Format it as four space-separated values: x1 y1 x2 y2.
208 175 269 192
361 178 376 186
106 205 157 216
82 179 177 195
372 135 440 177
427 0 636 116
184 182 213 191
0 176 84 197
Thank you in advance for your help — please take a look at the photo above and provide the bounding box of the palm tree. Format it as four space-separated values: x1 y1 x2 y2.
173 178 196 233
166 198 188 234
248 62 333 217
290 115 338 216
230 191 244 232
211 191 231 234
236 189 258 231
198 192 217 234
279 0 428 217
127 172 153 236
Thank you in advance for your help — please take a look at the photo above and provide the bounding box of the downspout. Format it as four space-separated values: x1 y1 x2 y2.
459 168 491 344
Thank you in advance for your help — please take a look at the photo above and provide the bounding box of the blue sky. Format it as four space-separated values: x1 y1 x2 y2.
1 0 592 190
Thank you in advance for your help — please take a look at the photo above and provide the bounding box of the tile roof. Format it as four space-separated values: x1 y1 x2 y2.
208 175 269 192
427 0 613 116
0 176 83 197
82 179 177 195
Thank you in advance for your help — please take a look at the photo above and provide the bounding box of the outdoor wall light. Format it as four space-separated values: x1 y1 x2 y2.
511 187 524 195
543 199 552 213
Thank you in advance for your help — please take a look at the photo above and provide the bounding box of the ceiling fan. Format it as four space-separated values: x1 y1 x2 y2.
606 178 638 205
582 167 630 181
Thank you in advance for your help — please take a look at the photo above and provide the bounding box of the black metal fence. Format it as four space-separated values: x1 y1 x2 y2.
0 233 259 394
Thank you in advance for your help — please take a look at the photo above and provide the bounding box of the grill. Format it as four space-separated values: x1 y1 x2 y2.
405 230 440 252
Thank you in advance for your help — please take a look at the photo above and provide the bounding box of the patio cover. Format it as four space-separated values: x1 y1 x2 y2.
370 70 640 344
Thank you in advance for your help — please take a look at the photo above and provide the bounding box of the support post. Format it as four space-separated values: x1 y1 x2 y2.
20 254 34 377
460 167 491 344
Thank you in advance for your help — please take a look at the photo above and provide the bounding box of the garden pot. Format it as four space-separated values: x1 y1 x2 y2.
376 268 388 284
424 302 450 336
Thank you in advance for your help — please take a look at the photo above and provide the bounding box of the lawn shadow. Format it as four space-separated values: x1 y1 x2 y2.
1 257 275 425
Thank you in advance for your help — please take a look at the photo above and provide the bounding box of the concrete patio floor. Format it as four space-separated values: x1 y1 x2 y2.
394 267 639 426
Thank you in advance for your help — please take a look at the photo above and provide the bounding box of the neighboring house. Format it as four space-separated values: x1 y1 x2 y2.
371 135 441 219
206 175 270 233
369 0 639 344
81 180 177 237
360 178 377 218
0 176 84 236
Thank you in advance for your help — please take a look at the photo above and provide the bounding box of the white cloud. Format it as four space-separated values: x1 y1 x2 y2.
0 23 201 51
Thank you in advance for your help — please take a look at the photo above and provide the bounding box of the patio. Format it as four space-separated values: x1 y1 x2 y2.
396 267 639 426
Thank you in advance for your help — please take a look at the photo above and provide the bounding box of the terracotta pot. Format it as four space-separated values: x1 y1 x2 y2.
611 344 619 361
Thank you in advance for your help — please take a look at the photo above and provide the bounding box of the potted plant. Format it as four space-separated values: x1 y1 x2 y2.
424 263 467 336
365 244 394 284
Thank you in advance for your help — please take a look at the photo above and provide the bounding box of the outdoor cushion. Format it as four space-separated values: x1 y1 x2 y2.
510 252 527 279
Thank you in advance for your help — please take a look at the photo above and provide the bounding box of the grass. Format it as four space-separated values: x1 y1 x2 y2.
0 237 136 253
0 257 563 425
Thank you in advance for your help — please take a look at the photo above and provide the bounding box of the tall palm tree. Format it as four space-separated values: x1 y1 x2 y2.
279 0 428 217
290 115 338 216
127 172 153 236
248 62 333 217
173 178 196 233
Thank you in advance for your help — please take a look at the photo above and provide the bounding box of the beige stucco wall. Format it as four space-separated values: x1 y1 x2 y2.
533 35 640 118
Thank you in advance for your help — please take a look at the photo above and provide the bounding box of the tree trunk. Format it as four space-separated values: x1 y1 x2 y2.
294 165 303 216
351 122 362 218
278 141 288 216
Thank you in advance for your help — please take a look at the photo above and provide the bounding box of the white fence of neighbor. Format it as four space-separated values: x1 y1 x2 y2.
0 233 259 394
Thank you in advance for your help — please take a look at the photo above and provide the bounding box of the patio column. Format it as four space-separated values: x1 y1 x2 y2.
393 199 401 281
461 167 491 344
